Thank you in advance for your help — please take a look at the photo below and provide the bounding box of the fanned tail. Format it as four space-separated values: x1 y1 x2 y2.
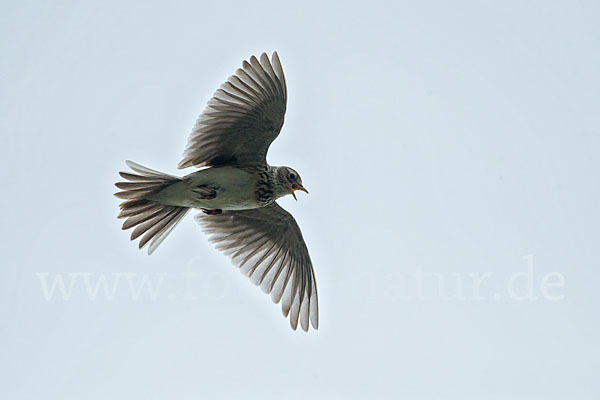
114 161 190 254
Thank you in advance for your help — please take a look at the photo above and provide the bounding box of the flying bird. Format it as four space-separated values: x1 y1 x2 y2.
114 52 318 331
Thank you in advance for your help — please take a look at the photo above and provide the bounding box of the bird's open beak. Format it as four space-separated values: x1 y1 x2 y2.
290 183 309 201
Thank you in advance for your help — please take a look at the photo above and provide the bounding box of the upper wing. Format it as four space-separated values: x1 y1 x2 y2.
178 52 287 169
197 203 318 331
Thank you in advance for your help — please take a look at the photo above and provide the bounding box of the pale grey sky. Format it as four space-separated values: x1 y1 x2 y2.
1 1 599 398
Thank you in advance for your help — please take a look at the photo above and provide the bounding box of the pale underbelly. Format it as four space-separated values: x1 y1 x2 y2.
150 167 260 210
196 186 259 210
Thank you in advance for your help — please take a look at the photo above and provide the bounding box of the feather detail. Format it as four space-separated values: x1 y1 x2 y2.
115 161 189 254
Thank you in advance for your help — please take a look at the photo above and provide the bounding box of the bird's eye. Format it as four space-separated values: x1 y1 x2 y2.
289 173 296 181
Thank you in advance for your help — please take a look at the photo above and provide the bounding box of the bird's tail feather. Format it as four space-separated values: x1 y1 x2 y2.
115 161 190 254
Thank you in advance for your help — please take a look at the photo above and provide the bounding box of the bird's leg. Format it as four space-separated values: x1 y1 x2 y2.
192 185 217 200
201 208 222 215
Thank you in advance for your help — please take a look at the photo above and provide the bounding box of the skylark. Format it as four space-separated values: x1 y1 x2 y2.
114 52 318 331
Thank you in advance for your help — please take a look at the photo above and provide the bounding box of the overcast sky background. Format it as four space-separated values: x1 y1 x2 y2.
1 1 599 398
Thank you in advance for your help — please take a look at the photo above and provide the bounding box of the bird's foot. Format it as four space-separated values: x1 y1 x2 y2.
192 185 217 200
201 208 222 215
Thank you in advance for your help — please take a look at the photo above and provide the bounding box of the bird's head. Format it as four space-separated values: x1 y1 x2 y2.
274 166 308 200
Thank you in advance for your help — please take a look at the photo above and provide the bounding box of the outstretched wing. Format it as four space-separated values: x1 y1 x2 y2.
197 203 318 331
179 52 287 169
